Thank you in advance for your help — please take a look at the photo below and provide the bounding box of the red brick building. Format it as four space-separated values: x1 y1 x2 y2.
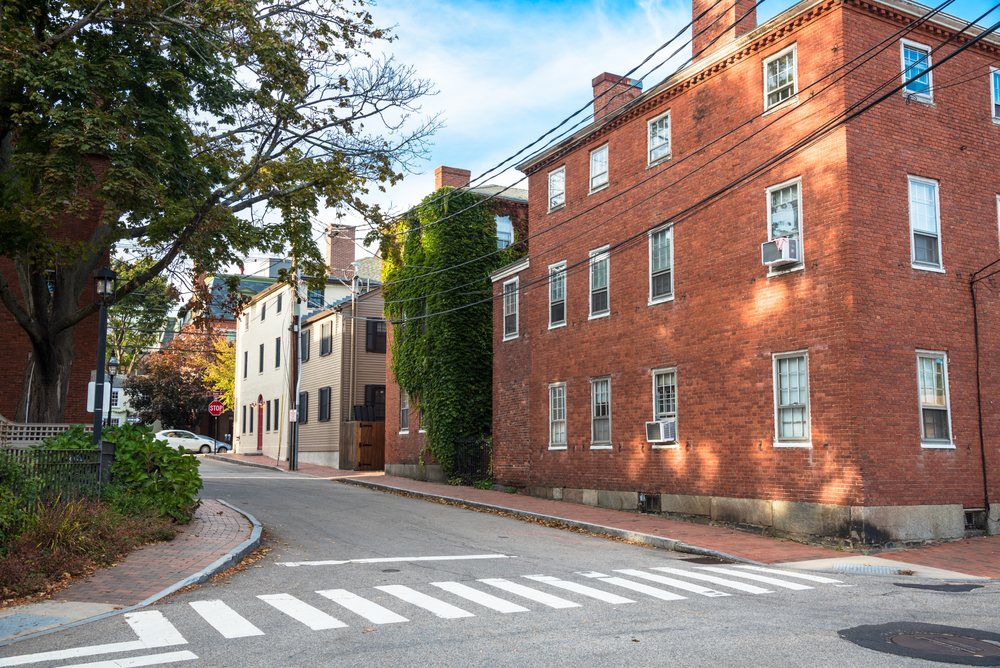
386 166 528 481
492 0 1000 541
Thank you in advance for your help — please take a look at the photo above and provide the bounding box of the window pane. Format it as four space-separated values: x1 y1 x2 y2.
591 147 608 189
903 46 931 95
909 181 938 234
592 378 610 443
591 256 608 290
913 233 939 265
649 116 670 162
994 71 1000 117
922 408 949 440
770 185 799 240
766 52 795 106
551 301 565 324
655 372 676 420
549 169 565 209
550 267 565 302
592 288 608 314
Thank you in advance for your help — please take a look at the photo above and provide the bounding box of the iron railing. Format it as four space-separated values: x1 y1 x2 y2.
1 447 106 502
452 436 491 483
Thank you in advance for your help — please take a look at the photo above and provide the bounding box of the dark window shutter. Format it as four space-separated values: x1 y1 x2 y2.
366 319 376 352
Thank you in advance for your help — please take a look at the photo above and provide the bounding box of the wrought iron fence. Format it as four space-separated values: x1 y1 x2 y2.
1 448 103 502
452 436 491 483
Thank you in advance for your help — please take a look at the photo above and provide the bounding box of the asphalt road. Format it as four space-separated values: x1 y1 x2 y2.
3 458 999 667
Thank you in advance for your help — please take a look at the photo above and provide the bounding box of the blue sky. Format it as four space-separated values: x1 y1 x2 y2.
328 0 1000 255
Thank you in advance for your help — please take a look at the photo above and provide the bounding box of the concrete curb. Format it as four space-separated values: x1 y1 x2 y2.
203 454 285 473
337 478 766 567
0 500 263 648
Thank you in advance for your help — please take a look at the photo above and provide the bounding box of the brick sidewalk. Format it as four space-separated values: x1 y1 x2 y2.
881 535 1000 578
57 500 252 607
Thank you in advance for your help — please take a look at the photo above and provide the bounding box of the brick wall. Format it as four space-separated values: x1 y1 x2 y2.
493 0 1000 517
326 224 356 278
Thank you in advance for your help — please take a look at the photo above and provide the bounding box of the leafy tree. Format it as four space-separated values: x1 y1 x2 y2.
203 335 236 410
0 0 439 421
379 188 526 474
123 334 210 429
108 259 178 376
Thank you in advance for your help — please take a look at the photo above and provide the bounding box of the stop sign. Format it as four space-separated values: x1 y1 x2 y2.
208 400 225 416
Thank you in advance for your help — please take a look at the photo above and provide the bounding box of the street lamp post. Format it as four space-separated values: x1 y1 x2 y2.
105 356 118 427
92 266 117 446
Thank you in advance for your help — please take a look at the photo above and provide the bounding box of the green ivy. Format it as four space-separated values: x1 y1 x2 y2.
380 188 526 475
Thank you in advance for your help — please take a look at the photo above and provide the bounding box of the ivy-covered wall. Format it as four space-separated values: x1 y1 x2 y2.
380 187 527 475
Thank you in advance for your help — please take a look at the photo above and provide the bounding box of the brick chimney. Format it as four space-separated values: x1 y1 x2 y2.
692 0 756 60
326 224 356 278
592 73 642 122
435 166 471 190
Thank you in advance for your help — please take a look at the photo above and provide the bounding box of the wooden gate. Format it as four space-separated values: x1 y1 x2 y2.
339 421 385 471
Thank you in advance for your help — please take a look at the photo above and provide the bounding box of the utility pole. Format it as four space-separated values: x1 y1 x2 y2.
289 272 302 471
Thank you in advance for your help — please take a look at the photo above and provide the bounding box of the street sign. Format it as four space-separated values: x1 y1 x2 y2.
289 410 297 423
206 391 222 399
208 401 225 416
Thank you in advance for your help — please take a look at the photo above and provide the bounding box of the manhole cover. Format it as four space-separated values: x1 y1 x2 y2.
894 583 984 593
840 623 1000 665
891 634 1000 657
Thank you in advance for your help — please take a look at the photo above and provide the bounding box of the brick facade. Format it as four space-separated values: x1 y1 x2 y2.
0 156 107 423
492 0 1000 540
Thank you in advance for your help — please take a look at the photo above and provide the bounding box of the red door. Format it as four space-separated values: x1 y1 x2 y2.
257 395 264 450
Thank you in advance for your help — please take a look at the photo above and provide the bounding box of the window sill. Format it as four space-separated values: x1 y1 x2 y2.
773 441 812 448
767 263 804 278
548 322 567 331
548 445 568 450
648 295 674 306
589 183 609 195
911 263 945 273
588 311 610 321
590 444 612 450
418 429 426 434
647 155 672 169
921 442 955 449
399 429 409 435
902 92 934 106
548 204 566 214
502 333 519 341
762 94 799 117
993 116 1000 125
651 442 679 449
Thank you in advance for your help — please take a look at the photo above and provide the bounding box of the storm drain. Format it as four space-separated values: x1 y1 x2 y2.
832 563 907 575
841 623 1000 665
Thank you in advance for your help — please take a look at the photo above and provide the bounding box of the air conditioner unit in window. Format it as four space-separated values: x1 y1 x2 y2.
645 420 677 443
761 237 800 267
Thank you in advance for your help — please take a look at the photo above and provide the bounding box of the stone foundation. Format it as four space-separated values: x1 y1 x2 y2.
385 463 447 484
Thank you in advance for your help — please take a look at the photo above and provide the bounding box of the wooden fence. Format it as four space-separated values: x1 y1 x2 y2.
0 415 93 447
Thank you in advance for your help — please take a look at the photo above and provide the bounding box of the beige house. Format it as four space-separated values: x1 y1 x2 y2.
297 287 386 467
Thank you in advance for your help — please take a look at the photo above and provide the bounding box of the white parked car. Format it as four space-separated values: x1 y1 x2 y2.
154 430 229 454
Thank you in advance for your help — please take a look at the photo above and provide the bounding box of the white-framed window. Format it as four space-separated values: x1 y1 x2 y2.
908 175 943 271
767 178 803 272
591 377 611 446
763 45 797 111
399 389 409 433
320 321 333 355
648 111 671 164
109 417 120 427
589 246 610 318
243 351 248 379
496 215 514 249
649 225 673 303
917 351 953 448
773 351 811 447
549 262 566 328
503 278 519 340
992 67 1000 121
652 368 678 447
548 167 566 211
261 302 266 322
590 144 609 192
901 39 933 100
549 382 567 448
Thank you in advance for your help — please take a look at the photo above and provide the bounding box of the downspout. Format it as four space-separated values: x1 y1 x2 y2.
23 361 34 423
350 262 359 420
970 278 991 525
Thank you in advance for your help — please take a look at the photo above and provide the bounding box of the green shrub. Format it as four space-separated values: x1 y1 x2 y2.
0 453 42 549
35 423 202 523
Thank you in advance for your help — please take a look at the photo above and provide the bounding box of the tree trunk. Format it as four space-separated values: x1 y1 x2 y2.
23 328 77 423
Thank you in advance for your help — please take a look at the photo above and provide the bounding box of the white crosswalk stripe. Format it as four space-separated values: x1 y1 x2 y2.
523 575 635 604
695 567 814 590
316 588 409 624
576 572 687 601
650 566 774 594
57 651 199 668
376 585 475 619
614 569 730 597
257 593 347 630
430 581 531 613
188 601 264 639
478 578 581 608
731 565 843 583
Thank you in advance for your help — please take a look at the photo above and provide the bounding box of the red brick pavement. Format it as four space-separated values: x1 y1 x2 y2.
57 499 253 606
881 535 1000 579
